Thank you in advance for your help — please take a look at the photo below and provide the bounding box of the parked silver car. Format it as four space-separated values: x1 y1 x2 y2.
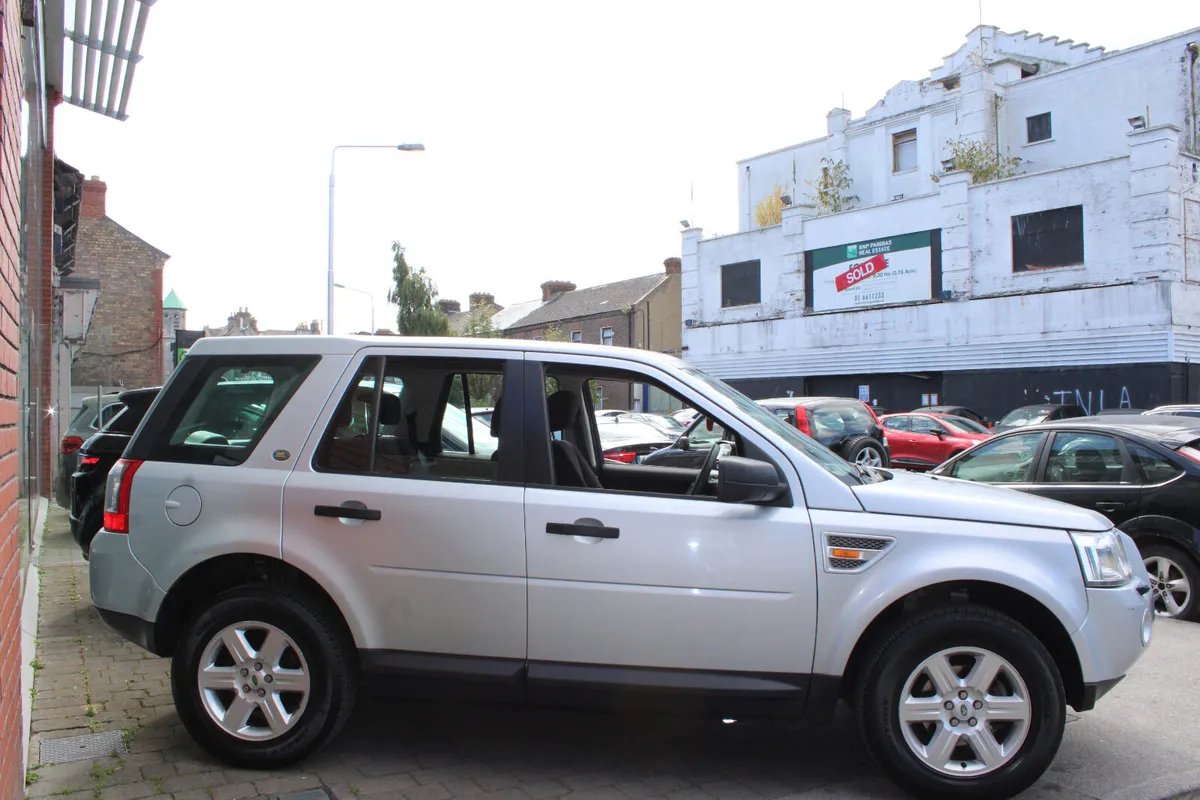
89 336 1153 799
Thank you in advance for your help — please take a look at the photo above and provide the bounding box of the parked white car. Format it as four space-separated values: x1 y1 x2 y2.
90 336 1153 799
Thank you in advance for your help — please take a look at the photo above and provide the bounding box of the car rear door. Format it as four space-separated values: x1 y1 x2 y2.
882 415 913 464
1024 429 1141 526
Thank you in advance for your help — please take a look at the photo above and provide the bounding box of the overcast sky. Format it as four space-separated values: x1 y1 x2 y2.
52 0 1193 334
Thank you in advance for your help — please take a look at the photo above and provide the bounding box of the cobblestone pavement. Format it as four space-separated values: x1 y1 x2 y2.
24 510 1200 800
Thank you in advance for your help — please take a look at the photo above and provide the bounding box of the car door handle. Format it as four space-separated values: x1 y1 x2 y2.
314 504 382 521
546 522 620 539
1095 501 1125 512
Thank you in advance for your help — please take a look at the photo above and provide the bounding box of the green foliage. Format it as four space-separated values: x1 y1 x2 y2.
457 305 500 339
386 242 451 336
933 137 1021 184
804 158 858 215
540 322 568 342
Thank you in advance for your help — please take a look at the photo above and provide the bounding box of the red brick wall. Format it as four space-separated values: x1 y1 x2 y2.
507 312 637 409
0 0 27 793
71 212 167 390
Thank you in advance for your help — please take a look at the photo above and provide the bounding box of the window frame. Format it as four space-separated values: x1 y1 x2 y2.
1035 430 1133 486
600 326 614 346
310 350 525 486
1026 112 1052 143
570 330 583 343
720 260 761 308
892 128 918 173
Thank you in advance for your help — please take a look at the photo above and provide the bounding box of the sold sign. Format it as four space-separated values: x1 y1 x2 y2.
835 254 888 292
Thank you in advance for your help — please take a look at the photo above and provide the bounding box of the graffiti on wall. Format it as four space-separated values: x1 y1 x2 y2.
1028 387 1134 414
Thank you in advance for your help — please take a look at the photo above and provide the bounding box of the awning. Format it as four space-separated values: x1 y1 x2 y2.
59 0 159 120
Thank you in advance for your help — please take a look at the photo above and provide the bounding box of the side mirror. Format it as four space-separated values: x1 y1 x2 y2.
717 456 786 505
933 429 946 439
678 435 691 451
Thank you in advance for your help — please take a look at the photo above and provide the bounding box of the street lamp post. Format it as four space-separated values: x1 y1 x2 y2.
327 143 425 335
334 282 374 335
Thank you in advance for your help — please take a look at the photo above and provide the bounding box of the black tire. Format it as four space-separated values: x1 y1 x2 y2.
855 605 1065 800
1139 542 1200 622
842 435 890 468
171 585 358 768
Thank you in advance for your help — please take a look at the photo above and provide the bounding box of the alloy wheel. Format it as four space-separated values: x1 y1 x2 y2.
898 647 1031 777
197 621 311 741
1145 555 1192 618
855 447 883 467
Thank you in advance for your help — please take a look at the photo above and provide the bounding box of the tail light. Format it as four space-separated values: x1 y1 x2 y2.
61 436 84 455
604 450 638 463
794 406 812 436
80 455 101 468
1179 445 1200 465
103 459 143 534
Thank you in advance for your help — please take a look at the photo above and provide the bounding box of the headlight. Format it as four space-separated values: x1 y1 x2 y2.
1069 530 1133 587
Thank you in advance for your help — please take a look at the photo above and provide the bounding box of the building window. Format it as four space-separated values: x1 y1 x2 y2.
601 327 614 346
1012 205 1084 272
1026 113 1052 143
892 129 917 173
570 330 582 343
720 259 761 307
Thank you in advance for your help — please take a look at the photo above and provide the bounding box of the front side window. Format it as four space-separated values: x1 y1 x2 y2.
720 260 761 307
316 356 506 483
911 416 947 436
1045 432 1125 484
1012 205 1084 272
949 432 1045 483
893 129 917 172
147 356 318 466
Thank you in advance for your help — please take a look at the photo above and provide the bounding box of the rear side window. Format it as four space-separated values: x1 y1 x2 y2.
143 356 319 465
1126 441 1184 484
883 416 910 432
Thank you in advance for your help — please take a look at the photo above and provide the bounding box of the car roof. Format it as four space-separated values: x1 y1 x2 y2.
1026 415 1200 448
186 335 691 372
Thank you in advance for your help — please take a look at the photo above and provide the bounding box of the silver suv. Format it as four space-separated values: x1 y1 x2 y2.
90 336 1153 799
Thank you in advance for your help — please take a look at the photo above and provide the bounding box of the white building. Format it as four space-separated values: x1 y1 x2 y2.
681 25 1200 418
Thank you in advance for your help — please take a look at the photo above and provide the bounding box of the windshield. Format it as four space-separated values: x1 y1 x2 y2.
941 415 990 435
683 368 863 485
998 408 1050 428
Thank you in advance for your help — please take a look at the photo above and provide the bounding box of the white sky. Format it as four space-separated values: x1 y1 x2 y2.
53 0 1194 335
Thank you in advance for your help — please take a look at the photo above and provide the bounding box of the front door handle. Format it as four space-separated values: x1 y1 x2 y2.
1095 501 1125 512
315 504 382 521
546 521 619 539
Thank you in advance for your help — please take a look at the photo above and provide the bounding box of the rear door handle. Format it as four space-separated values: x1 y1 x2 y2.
546 522 620 539
315 504 382 521
1095 501 1125 512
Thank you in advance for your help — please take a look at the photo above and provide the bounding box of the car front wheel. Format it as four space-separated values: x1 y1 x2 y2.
856 605 1065 800
171 585 357 768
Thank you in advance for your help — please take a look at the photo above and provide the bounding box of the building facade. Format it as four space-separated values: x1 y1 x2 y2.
682 26 1200 418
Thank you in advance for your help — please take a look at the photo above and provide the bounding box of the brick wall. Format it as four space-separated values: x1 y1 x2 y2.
71 182 168 389
0 0 26 793
507 312 637 409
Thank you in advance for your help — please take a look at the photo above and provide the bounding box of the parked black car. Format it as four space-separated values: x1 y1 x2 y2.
932 414 1200 620
911 404 991 427
643 396 890 469
69 387 160 558
993 403 1088 432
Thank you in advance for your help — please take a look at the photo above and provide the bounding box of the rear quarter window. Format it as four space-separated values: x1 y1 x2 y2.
136 355 319 466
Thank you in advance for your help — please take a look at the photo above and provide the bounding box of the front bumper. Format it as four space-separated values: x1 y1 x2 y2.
89 531 166 654
1068 531 1155 709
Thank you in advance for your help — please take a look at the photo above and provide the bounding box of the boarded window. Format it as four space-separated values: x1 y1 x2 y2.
1012 206 1083 272
720 260 761 307
1026 113 1052 143
892 129 917 172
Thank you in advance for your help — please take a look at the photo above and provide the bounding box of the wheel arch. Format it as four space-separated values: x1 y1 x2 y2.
837 580 1086 711
153 554 356 660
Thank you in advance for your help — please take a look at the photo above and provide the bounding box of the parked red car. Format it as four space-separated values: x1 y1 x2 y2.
880 411 991 470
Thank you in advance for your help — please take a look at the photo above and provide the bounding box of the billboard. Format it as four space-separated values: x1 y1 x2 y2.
805 229 942 313
172 330 205 367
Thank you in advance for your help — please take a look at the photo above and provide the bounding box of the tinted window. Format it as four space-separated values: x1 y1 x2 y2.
911 416 947 435
809 402 875 438
316 356 506 483
1012 205 1084 272
883 416 910 432
1045 432 1124 484
721 260 761 307
1126 441 1184 484
147 357 318 466
950 432 1044 483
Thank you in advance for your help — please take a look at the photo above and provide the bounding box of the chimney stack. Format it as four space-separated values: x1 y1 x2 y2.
663 257 682 275
81 175 107 218
826 107 851 136
540 280 577 302
468 292 495 309
438 299 462 315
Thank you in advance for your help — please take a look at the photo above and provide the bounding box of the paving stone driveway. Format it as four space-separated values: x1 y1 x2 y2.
24 511 1200 800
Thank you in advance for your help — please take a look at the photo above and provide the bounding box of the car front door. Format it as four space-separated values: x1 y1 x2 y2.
1024 430 1141 526
910 415 953 466
882 415 913 465
281 349 528 681
522 354 818 710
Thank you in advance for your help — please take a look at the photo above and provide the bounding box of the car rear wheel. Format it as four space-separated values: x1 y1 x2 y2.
171 585 357 768
1141 543 1198 621
856 605 1064 800
843 435 889 468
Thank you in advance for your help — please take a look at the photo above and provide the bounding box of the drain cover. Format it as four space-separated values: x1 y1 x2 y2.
39 730 128 764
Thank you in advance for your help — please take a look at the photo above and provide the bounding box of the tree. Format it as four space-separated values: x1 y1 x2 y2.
804 158 859 215
932 136 1021 184
540 322 568 342
754 184 785 228
458 304 500 339
386 242 450 336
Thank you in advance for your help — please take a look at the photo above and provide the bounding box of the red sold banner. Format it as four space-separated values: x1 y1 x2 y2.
834 254 889 293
